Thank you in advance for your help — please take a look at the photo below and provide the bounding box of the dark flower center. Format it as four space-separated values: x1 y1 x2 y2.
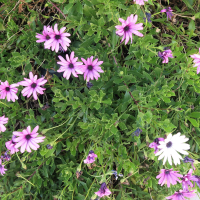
31 83 37 88
55 35 61 40
166 141 172 148
46 35 50 40
88 65 93 71
5 87 10 91
25 134 31 140
69 63 74 69
12 141 15 144
165 170 170 174
124 25 129 31
154 138 159 144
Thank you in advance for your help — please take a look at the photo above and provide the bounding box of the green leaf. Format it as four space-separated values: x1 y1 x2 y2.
63 3 74 14
188 112 200 118
75 2 83 14
102 98 112 105
182 0 194 10
188 117 199 127
188 20 195 31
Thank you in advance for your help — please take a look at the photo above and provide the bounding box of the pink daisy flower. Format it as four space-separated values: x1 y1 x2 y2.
149 138 164 154
161 7 173 21
84 150 97 164
158 49 173 63
44 23 71 53
19 72 47 100
115 14 144 45
191 48 200 74
181 169 198 191
0 81 18 102
36 26 54 46
166 190 196 200
156 169 183 188
0 159 7 176
133 0 148 5
81 56 104 81
5 135 19 154
0 115 8 133
13 126 45 153
95 182 111 198
57 51 83 79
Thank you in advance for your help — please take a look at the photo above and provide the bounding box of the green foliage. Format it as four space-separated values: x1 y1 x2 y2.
0 0 200 199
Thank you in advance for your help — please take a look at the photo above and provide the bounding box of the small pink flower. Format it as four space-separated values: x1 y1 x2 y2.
5 135 19 154
13 126 45 153
156 169 183 188
161 7 173 21
158 49 173 63
133 0 148 5
181 169 198 191
19 72 47 100
0 115 8 133
0 159 7 176
84 150 97 164
0 81 18 102
44 24 71 53
81 56 104 81
191 48 200 74
149 138 164 154
36 26 54 45
95 182 111 198
57 51 83 79
115 14 143 45
166 190 196 200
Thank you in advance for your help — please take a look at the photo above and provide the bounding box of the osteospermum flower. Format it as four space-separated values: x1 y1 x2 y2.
191 48 200 74
36 26 53 46
133 0 148 5
166 190 196 200
19 72 47 100
158 49 173 63
181 169 198 191
5 135 19 154
13 126 45 153
0 159 7 176
161 7 173 21
95 182 111 198
0 81 18 102
155 132 190 165
156 169 182 188
57 51 83 79
84 150 97 164
149 138 165 154
0 115 8 133
44 24 71 53
115 14 143 45
81 56 104 81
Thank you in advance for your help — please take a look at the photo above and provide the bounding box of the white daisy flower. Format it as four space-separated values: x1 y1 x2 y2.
155 132 190 165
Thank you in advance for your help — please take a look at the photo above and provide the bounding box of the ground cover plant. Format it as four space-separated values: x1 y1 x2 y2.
1 0 200 199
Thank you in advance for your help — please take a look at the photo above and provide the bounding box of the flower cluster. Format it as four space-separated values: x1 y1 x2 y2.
0 72 47 102
36 24 71 53
36 26 104 82
149 132 198 199
1 124 45 176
